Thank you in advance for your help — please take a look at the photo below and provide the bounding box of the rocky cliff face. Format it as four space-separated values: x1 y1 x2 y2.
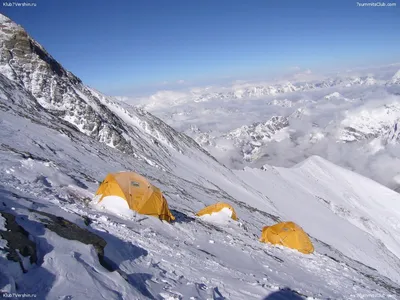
0 14 213 169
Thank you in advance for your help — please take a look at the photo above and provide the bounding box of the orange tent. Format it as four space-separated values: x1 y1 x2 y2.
260 222 314 254
95 172 175 222
196 202 238 220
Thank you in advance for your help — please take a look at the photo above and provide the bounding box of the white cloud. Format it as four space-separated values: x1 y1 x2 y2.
127 64 400 191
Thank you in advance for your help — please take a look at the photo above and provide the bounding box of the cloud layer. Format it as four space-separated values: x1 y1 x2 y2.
128 65 400 191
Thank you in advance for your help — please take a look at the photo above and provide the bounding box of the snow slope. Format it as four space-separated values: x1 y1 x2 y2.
2 98 400 298
237 157 400 285
1 13 400 299
2 106 400 298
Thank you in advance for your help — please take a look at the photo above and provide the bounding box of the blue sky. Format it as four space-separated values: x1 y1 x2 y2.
2 0 400 95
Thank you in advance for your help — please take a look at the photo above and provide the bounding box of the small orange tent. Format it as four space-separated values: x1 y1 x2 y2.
196 202 238 220
95 172 175 222
260 222 314 254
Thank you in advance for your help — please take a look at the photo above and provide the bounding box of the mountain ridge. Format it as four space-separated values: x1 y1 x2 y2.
0 13 218 170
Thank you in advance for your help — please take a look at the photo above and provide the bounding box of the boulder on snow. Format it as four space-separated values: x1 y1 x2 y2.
0 212 37 273
0 208 113 273
31 210 112 271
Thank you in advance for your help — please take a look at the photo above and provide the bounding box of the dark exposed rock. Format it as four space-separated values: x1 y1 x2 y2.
29 40 65 78
0 212 37 273
30 210 113 271
0 209 111 273
83 216 92 226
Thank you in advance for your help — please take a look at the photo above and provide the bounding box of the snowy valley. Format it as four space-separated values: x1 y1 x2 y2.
1 13 400 300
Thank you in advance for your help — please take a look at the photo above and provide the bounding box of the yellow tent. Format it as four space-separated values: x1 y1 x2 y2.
196 202 238 220
260 222 314 254
95 172 175 222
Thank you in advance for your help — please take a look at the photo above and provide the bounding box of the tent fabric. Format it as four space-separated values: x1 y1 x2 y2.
260 222 314 254
196 202 238 220
95 172 175 222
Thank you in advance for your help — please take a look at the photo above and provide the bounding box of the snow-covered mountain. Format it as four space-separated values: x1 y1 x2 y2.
2 13 400 299
192 116 291 166
0 14 215 170
132 75 389 110
130 65 400 191
388 70 400 85
222 116 290 162
339 103 400 143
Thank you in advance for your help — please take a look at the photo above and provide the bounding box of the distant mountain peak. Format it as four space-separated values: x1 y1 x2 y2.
324 92 342 99
0 13 11 22
390 69 400 84
0 13 78 83
0 13 18 28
